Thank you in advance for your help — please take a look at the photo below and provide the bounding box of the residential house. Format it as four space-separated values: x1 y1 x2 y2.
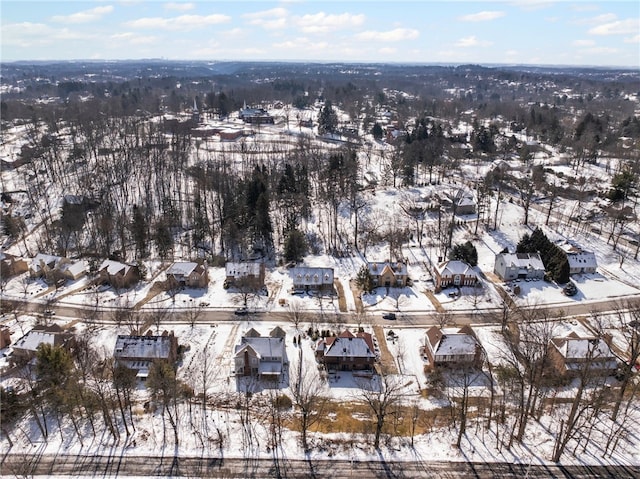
233 327 287 380
113 332 178 382
166 261 209 289
290 266 334 292
58 260 87 281
225 261 265 289
12 324 72 360
315 330 376 371
29 253 68 279
557 241 598 275
98 260 139 289
493 252 545 281
456 195 476 215
547 331 618 379
435 260 478 291
367 261 408 288
0 252 28 278
423 326 484 369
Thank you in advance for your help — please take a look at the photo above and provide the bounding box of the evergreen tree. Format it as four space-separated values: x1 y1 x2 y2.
371 122 384 140
355 265 374 293
449 241 478 266
284 229 307 263
318 100 338 135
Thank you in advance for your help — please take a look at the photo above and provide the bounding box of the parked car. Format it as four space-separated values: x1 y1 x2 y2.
234 307 249 316
563 282 578 296
43 310 55 316
382 312 396 320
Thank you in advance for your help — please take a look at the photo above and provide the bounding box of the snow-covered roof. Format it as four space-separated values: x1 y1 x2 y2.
29 253 63 272
290 266 334 285
12 325 66 353
436 260 476 277
167 262 199 277
557 241 598 269
497 252 545 271
59 260 87 277
551 332 615 360
322 330 375 359
114 335 174 360
367 261 407 277
235 336 285 360
226 261 262 277
426 326 479 356
99 259 131 276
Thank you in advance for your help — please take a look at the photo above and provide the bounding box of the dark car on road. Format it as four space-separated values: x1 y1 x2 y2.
234 307 249 316
382 312 397 320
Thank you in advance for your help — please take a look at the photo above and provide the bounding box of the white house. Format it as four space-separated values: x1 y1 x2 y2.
494 252 545 281
290 266 334 292
557 241 598 275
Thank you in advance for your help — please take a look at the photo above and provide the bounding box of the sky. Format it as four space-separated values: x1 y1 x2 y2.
1 1 639 68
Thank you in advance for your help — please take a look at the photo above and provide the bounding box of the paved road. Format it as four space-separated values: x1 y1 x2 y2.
2 452 639 478
5 292 640 329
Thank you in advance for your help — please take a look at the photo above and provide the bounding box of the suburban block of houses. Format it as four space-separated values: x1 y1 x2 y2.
290 266 334 292
233 327 287 380
113 332 178 382
434 260 478 291
493 252 545 281
367 261 408 288
315 330 376 371
166 261 209 289
546 331 618 378
423 326 483 369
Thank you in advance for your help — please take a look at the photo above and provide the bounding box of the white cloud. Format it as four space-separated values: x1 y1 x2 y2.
223 28 244 37
1 22 52 47
164 2 195 11
379 47 397 55
355 28 419 42
573 13 617 25
51 5 114 24
624 34 640 44
243 7 288 30
273 37 329 52
125 14 231 30
589 18 639 35
512 1 554 12
296 12 365 34
454 35 492 48
581 46 618 55
573 39 595 47
243 7 288 20
459 11 505 22
111 32 157 45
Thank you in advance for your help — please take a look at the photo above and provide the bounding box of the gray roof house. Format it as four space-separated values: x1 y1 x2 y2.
234 327 287 381
493 252 545 281
290 266 334 292
113 333 178 381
